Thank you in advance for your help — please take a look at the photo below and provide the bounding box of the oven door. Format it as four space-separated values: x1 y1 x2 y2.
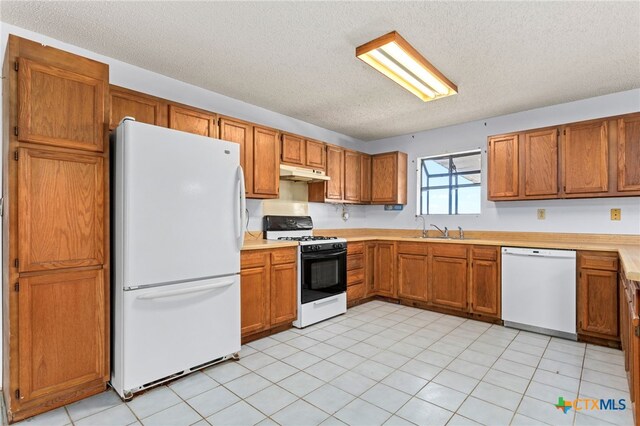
300 248 347 304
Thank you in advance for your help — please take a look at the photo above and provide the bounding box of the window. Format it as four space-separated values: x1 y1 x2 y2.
418 150 481 215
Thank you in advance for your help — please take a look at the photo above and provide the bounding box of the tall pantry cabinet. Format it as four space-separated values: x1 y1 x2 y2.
2 35 110 422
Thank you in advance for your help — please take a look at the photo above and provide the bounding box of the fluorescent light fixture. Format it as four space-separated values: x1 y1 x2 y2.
356 31 457 102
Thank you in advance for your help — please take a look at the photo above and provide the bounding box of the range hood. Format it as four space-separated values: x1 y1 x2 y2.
279 164 330 182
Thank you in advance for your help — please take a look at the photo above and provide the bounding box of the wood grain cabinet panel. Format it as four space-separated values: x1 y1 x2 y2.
219 117 251 193
360 154 372 203
371 151 407 205
281 134 305 166
563 121 609 194
305 140 326 170
240 263 270 337
470 248 500 318
374 243 396 298
18 58 105 152
270 262 297 326
487 135 519 199
617 115 640 191
364 243 376 296
578 252 619 340
252 126 280 198
523 129 559 196
344 150 361 202
429 253 468 311
18 148 104 272
397 253 428 302
109 86 167 129
325 145 344 201
18 269 107 402
168 105 216 138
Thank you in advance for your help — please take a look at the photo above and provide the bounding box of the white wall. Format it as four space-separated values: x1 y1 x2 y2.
363 89 640 235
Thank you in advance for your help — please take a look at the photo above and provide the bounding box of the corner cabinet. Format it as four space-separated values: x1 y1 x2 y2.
488 113 640 201
3 35 110 423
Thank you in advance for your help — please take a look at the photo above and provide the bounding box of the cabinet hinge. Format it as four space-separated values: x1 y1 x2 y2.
635 325 640 338
14 283 19 292
14 150 18 161
15 389 20 399
579 271 582 278
14 61 18 72
14 126 18 137
563 129 566 135
14 258 19 268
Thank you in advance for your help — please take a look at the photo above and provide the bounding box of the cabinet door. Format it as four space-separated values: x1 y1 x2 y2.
430 256 468 311
563 121 608 194
18 269 106 402
487 135 519 198
110 86 167 129
18 58 105 152
523 129 558 196
252 126 279 198
281 134 305 166
578 268 618 338
325 146 344 200
617 116 640 191
18 148 104 272
219 117 251 192
240 266 269 336
360 154 372 203
371 152 399 203
306 140 326 170
375 243 396 298
397 254 428 302
364 243 376 296
168 105 216 138
470 259 500 317
344 150 361 202
270 263 297 326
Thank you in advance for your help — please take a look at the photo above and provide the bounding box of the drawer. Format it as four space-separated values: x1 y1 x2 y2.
348 268 364 284
271 248 297 265
348 242 364 255
347 283 365 301
579 252 618 271
472 246 498 261
431 243 468 259
397 242 429 256
348 254 364 270
241 251 269 268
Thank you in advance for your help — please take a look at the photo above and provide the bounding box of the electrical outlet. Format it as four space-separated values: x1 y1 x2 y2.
611 208 621 221
537 209 546 220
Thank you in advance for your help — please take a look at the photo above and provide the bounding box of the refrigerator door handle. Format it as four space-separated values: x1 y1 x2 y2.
136 280 235 300
237 166 247 250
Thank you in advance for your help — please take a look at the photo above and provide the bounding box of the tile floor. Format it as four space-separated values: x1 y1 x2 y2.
12 301 634 426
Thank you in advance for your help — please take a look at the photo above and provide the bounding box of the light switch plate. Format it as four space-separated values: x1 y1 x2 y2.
537 209 546 220
611 208 621 221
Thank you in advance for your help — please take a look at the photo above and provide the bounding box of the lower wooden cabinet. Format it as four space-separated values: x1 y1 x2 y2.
429 249 468 311
397 243 429 302
619 272 639 411
240 248 297 340
374 242 397 298
347 242 366 306
469 246 501 318
578 251 619 342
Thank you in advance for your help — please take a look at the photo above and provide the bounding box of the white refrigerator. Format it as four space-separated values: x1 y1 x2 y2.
111 119 245 399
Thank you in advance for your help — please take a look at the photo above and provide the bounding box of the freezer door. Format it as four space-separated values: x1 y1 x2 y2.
120 276 240 392
121 121 242 287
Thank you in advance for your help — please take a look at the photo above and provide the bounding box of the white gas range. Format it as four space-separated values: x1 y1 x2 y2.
263 216 347 328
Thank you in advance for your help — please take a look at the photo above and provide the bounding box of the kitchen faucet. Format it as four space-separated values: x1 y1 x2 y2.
415 215 427 237
430 224 449 238
458 226 464 239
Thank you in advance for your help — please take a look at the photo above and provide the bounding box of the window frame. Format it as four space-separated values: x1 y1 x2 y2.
416 149 482 215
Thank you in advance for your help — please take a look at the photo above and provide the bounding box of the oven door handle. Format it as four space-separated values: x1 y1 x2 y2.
301 249 347 259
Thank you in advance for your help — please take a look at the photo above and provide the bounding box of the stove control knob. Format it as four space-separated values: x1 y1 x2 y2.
333 243 342 249
313 245 320 251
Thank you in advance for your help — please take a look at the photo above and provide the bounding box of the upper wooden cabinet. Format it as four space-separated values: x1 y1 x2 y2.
563 120 608 195
219 117 279 199
309 145 344 202
523 129 558 197
168 104 216 138
109 85 167 129
344 150 361 202
360 154 372 203
16 50 108 153
306 140 326 170
488 112 640 201
371 151 407 205
487 135 519 199
617 115 640 191
281 134 305 166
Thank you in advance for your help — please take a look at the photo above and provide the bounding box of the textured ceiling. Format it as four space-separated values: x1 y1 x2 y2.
2 1 639 140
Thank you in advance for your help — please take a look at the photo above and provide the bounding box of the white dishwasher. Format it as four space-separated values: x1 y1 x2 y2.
502 247 577 339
